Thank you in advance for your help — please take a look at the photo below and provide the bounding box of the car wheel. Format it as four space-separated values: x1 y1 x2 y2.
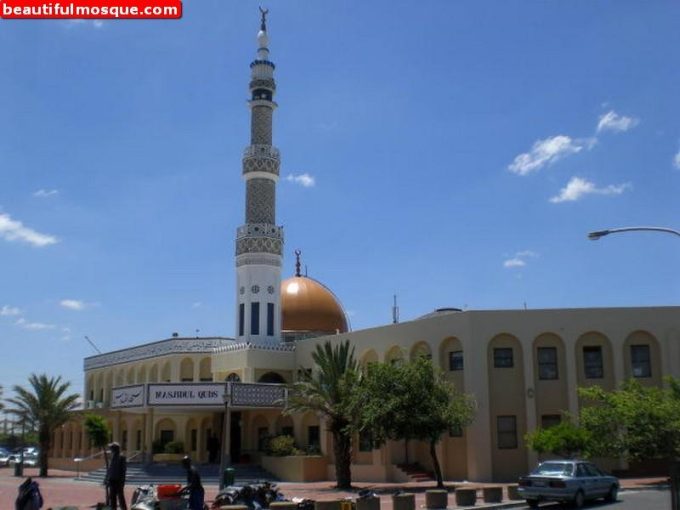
573 490 585 509
526 499 539 508
605 485 618 503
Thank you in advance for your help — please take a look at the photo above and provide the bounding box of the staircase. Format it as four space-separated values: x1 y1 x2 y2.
78 463 276 485
396 463 435 482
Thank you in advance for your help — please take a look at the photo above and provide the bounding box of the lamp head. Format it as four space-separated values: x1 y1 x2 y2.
588 230 609 240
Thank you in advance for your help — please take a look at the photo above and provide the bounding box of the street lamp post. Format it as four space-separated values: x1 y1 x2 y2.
589 223 679 509
588 226 680 240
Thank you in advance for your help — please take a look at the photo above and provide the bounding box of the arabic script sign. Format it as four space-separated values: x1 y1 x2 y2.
111 385 144 408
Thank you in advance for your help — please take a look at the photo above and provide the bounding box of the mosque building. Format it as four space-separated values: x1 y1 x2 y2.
49 11 680 483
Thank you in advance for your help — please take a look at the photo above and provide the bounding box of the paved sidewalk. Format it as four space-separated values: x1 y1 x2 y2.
0 466 669 510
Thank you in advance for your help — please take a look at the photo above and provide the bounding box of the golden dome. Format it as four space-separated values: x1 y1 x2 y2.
281 276 349 335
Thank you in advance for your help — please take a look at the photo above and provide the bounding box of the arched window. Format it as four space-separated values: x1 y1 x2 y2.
258 372 285 384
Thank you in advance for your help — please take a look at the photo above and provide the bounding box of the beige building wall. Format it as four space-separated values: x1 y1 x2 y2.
62 306 680 482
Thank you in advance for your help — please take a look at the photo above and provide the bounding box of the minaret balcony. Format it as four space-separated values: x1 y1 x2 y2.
243 144 280 161
237 223 284 240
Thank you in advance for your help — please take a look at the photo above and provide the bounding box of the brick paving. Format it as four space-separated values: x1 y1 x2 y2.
0 465 669 510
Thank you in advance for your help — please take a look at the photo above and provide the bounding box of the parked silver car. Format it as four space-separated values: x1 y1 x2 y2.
518 460 619 508
0 448 11 466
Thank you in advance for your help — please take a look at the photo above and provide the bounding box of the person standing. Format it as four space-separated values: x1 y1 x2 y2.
181 455 205 510
106 442 127 510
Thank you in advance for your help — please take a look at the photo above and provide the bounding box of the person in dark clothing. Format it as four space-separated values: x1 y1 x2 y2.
207 434 220 464
15 477 43 510
181 455 205 510
105 442 127 510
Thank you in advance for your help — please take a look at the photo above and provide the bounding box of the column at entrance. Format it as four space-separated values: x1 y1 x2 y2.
144 408 154 464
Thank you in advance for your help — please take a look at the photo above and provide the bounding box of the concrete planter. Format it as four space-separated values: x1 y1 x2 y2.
356 496 380 510
482 487 502 503
270 503 299 510
506 484 522 500
392 493 415 510
314 501 341 510
454 489 477 507
425 490 448 509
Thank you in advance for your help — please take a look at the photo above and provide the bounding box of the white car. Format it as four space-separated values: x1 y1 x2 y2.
0 448 11 466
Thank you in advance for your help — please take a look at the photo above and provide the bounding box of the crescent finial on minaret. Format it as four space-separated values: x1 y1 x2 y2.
259 6 269 31
294 249 302 277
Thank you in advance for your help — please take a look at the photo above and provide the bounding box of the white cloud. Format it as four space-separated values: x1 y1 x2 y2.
286 173 316 187
15 317 56 331
508 135 594 175
65 19 103 29
674 148 680 170
503 258 526 268
1 305 21 316
33 189 59 198
60 299 90 311
596 110 639 133
192 302 202 309
549 177 632 203
503 250 538 269
0 213 58 247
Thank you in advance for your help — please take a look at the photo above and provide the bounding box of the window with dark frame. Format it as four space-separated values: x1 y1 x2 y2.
251 302 260 335
238 303 245 336
583 346 604 379
494 347 514 368
257 427 269 451
497 415 517 449
308 426 320 450
449 350 464 371
359 429 373 452
541 414 561 429
631 344 651 378
267 303 275 336
537 347 558 380
191 429 197 451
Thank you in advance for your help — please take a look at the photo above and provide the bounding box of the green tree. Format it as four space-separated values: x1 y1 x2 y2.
6 374 80 477
84 414 111 467
285 340 361 489
356 357 476 488
525 419 591 459
578 378 680 462
84 414 111 504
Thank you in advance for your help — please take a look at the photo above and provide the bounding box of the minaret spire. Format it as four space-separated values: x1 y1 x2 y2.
235 10 283 344
294 249 302 277
259 6 268 31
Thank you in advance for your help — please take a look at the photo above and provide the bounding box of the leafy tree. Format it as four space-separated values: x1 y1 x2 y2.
578 378 680 462
84 414 111 467
84 414 111 504
355 357 476 488
6 374 80 477
525 419 591 459
285 340 361 489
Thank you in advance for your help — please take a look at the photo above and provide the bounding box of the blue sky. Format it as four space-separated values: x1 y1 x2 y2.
1 1 679 399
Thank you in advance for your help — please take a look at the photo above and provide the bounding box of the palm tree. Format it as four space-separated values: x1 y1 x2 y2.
285 340 360 489
6 374 80 477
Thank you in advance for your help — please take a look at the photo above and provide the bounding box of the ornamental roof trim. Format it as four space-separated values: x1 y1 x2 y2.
213 341 296 354
84 337 235 371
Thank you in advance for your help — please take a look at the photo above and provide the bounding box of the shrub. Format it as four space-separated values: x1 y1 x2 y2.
164 441 185 454
267 435 302 456
152 439 164 454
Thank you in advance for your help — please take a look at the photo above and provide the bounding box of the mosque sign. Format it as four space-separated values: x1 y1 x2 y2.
111 385 145 409
147 383 225 406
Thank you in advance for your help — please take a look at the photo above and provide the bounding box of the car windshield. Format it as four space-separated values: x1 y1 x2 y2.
532 462 573 476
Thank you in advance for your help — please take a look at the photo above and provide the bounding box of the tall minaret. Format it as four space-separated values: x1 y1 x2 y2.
235 7 283 344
